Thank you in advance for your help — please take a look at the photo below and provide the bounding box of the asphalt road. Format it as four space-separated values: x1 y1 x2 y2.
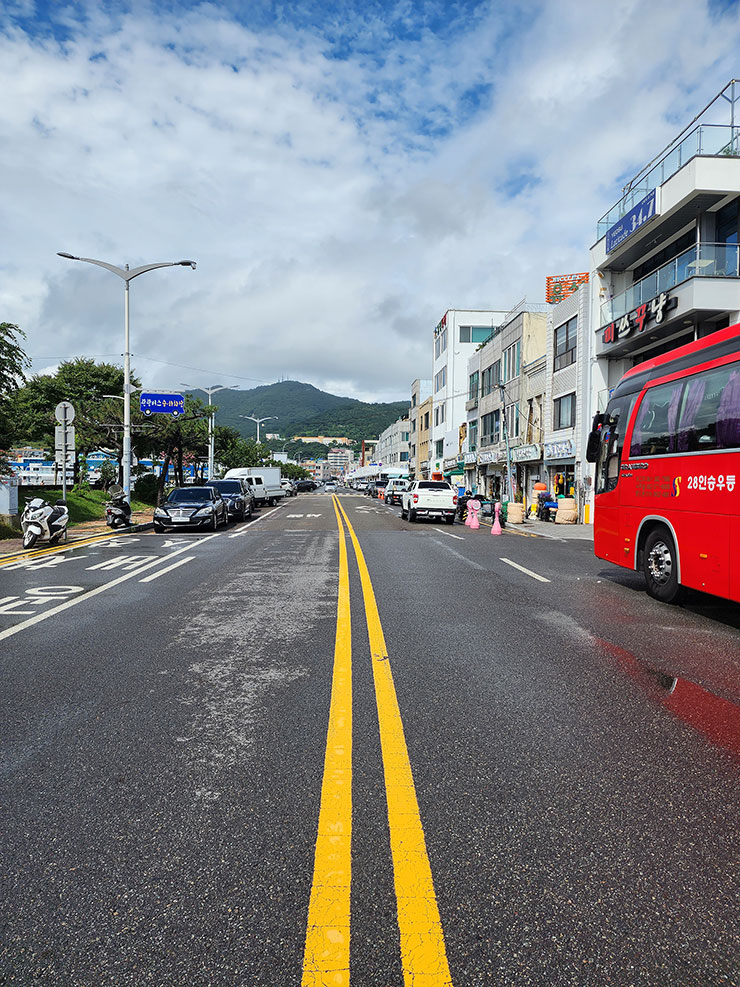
1 492 739 986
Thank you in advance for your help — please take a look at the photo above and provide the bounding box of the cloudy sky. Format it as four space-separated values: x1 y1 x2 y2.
1 0 740 402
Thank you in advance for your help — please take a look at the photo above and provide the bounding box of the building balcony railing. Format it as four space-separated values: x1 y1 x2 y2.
597 124 740 240
600 242 740 324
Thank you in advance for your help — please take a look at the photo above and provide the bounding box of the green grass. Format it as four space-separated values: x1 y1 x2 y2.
0 521 21 541
18 486 151 527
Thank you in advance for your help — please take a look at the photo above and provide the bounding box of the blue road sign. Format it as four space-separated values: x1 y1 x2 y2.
140 392 185 416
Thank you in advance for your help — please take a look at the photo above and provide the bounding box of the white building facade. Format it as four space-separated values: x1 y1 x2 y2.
430 308 509 477
376 417 411 471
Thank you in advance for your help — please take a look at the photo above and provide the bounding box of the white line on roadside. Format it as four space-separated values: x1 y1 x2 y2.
433 527 465 541
499 557 551 583
0 533 220 644
139 556 195 583
228 504 282 537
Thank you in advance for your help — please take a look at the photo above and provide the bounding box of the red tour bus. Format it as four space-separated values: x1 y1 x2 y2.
586 322 740 604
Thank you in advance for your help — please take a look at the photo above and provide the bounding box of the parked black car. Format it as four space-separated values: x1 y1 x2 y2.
153 486 229 532
205 479 254 520
295 479 317 492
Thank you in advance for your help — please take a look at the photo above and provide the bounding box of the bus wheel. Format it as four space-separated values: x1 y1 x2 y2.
643 528 683 604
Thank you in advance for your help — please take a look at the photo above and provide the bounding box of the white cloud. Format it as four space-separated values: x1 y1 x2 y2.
1 0 740 403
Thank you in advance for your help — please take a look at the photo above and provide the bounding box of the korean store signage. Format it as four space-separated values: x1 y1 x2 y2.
477 450 499 464
140 392 185 416
434 311 448 337
606 188 657 253
545 273 589 304
544 439 575 459
511 444 542 463
601 291 678 345
464 452 477 465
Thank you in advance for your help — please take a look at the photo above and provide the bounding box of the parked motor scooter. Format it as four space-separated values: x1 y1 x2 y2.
105 485 132 529
21 497 69 550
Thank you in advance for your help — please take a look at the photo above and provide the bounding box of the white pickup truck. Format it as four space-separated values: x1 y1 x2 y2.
400 480 458 524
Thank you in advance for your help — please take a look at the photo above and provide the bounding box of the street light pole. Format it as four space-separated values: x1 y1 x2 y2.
240 414 278 445
58 252 196 503
181 384 239 479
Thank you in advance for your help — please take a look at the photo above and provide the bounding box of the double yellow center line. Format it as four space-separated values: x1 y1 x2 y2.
302 497 452 986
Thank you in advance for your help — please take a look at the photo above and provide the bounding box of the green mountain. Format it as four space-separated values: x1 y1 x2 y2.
198 380 408 443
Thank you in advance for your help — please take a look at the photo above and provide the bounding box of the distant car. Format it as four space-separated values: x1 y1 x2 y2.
153 486 229 532
295 479 317 492
205 479 253 521
368 479 388 499
325 482 336 493
384 479 409 506
280 479 297 497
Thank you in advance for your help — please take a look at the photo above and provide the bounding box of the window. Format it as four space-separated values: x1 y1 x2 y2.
460 326 494 343
481 410 500 445
469 419 478 451
629 362 740 458
402 432 409 442
554 316 577 371
481 361 500 397
435 439 444 457
434 404 445 427
502 341 520 383
554 392 576 431
595 396 636 494
468 371 479 401
505 403 520 438
424 411 430 430
434 328 448 359
400 452 409 461
435 366 447 392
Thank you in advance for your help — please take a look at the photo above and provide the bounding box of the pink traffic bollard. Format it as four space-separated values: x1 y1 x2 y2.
467 498 481 529
491 501 502 535
464 506 472 526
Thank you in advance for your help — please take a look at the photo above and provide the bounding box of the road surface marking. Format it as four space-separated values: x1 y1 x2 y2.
433 527 464 541
0 534 219 644
0 530 143 567
228 505 282 536
335 497 452 987
139 556 195 583
431 540 485 571
499 557 551 583
302 499 352 986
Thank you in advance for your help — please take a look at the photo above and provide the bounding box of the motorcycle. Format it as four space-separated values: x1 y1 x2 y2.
21 497 69 550
105 486 132 530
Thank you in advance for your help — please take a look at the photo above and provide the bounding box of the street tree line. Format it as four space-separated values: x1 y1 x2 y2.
0 324 311 498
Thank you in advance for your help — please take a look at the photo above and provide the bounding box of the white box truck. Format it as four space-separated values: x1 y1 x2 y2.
223 466 285 506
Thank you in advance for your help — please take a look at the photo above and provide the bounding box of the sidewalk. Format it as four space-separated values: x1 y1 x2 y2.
479 516 594 541
0 510 153 558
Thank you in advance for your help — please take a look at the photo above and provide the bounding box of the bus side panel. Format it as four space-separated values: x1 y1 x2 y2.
628 457 732 600
732 515 740 604
593 498 624 567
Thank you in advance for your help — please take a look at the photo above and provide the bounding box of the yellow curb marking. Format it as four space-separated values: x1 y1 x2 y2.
334 497 453 987
302 498 352 986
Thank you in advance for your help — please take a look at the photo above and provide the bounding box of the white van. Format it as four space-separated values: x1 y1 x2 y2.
223 467 285 506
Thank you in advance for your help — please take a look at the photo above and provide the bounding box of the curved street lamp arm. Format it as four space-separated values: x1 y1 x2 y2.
127 260 196 280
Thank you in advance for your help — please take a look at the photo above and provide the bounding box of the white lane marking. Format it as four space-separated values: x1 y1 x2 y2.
433 527 465 541
86 555 151 571
228 505 282 537
499 557 551 583
0 533 220 644
139 556 195 583
430 539 486 571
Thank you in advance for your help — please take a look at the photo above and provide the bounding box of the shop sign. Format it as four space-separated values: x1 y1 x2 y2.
606 188 657 253
601 290 678 345
464 452 477 465
443 456 458 469
545 273 589 304
511 443 541 463
434 311 448 337
477 450 499 464
545 439 575 459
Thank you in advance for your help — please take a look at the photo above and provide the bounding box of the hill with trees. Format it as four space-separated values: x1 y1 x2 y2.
200 380 409 442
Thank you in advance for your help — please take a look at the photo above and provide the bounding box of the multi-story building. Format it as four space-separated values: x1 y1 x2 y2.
543 281 591 512
409 379 432 478
465 302 547 500
590 79 740 435
376 417 410 470
430 308 509 477
360 439 377 466
294 436 352 446
327 446 354 477
417 396 432 478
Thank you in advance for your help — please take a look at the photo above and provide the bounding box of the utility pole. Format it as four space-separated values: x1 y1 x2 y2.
499 384 515 503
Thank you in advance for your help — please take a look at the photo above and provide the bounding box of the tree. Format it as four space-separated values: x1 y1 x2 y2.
0 322 30 474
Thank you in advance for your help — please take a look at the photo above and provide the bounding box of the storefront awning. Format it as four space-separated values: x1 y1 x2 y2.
444 466 465 477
